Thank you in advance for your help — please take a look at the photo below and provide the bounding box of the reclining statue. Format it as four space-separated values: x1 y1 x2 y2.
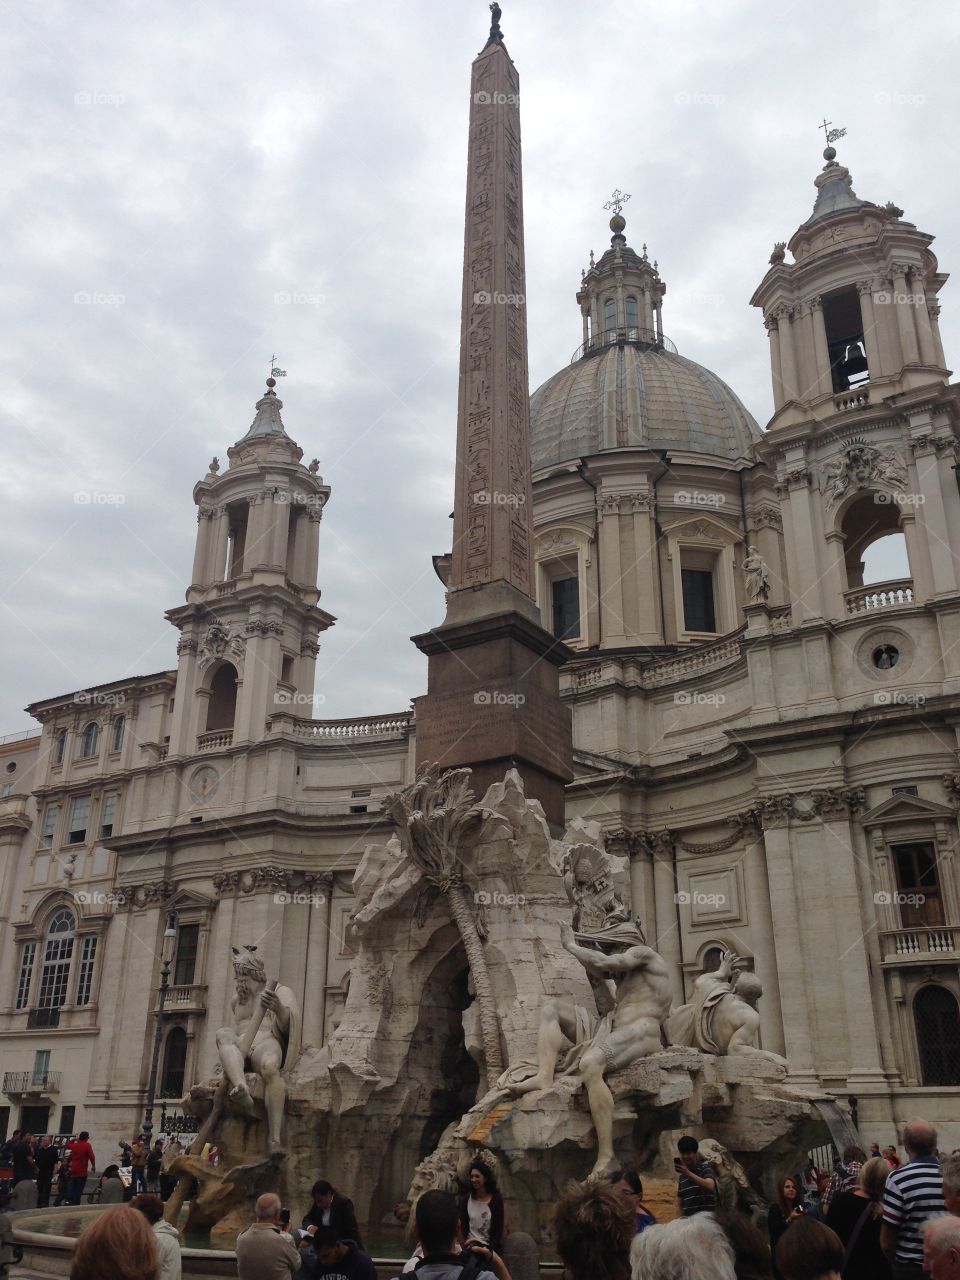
666 948 783 1060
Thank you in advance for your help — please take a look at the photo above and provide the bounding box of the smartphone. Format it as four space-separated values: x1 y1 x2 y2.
673 1157 684 1171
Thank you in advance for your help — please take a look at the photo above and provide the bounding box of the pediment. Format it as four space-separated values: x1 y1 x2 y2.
661 513 740 543
860 793 956 827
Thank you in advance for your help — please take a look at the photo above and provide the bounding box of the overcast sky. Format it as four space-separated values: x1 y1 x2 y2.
2 0 958 735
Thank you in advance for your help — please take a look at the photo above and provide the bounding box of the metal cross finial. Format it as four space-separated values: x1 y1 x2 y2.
269 354 287 378
819 117 847 147
604 189 631 216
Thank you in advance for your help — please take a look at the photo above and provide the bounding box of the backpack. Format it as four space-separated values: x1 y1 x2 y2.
391 1251 488 1280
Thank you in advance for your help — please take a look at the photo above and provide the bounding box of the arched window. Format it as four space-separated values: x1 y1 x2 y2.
53 729 67 766
79 721 99 758
604 298 616 338
206 663 238 731
701 946 724 974
38 909 75 1013
111 716 125 753
626 296 639 337
914 985 960 1086
839 492 911 597
161 1026 188 1098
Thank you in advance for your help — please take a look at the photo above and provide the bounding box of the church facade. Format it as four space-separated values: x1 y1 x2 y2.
1 108 959 1152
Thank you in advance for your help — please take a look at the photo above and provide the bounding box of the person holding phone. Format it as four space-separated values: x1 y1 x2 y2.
768 1176 805 1279
674 1136 718 1217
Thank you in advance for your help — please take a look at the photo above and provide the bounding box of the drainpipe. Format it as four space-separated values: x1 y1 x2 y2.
576 461 600 646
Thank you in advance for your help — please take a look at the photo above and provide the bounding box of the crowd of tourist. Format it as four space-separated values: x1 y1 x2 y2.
8 1117 960 1279
0 1128 181 1209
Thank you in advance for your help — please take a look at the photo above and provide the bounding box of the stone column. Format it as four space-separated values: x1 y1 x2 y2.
192 507 215 585
765 316 784 410
911 434 960 596
654 299 663 343
651 839 684 1005
857 281 883 382
912 285 938 366
580 307 589 349
243 495 268 572
597 495 627 645
928 302 947 367
823 530 849 620
210 507 230 583
631 494 659 643
742 828 786 1055
893 265 920 365
775 306 799 403
809 296 833 397
299 508 323 589
779 464 822 623
874 280 901 372
759 818 818 1083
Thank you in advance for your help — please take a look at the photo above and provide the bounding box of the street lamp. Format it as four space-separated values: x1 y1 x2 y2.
142 911 178 1145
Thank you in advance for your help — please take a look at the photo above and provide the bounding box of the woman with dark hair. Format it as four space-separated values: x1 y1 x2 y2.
824 1156 891 1280
608 1169 656 1235
459 1160 505 1254
768 1175 804 1276
70 1205 158 1280
555 1179 633 1280
775 1217 843 1280
98 1165 125 1204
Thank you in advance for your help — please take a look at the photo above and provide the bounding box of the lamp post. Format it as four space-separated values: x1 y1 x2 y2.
142 911 177 1145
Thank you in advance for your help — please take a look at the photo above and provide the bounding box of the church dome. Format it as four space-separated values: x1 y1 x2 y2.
530 340 763 470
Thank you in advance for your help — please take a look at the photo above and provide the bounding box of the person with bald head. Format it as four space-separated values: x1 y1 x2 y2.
881 1118 945 1279
236 1191 301 1279
925 1215 960 1280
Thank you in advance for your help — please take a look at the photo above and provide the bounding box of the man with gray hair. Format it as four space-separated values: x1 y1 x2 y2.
943 1154 960 1216
882 1118 945 1279
629 1214 737 1280
925 1214 960 1279
236 1192 301 1279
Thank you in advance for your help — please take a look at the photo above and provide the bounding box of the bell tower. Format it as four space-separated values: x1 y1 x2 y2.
165 378 335 756
751 139 960 642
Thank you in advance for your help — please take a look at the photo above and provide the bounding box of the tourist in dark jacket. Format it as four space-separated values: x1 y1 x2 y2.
826 1156 891 1280
302 1179 364 1251
300 1226 376 1279
768 1175 804 1280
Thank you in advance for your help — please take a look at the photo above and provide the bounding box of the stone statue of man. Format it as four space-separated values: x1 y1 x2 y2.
742 546 771 603
504 919 672 1177
666 949 783 1060
215 947 301 1153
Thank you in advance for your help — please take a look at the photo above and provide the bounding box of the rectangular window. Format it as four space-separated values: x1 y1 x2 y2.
39 803 60 849
551 578 581 640
823 286 869 392
681 568 717 633
1 783 12 798
16 942 36 1010
99 793 118 839
75 936 97 1006
0 1106 9 1143
33 1050 51 1086
58 1105 75 1136
173 924 199 987
892 841 945 928
67 795 91 845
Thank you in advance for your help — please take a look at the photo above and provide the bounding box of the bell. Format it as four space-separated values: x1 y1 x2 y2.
840 341 868 378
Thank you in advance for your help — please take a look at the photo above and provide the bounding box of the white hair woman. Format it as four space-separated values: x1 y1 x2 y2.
630 1213 737 1280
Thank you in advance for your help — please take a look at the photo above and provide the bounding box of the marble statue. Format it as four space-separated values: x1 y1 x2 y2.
504 918 672 1176
742 545 771 603
214 946 301 1152
666 948 782 1061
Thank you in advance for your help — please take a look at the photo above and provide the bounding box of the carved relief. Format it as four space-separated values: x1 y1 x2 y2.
819 442 908 506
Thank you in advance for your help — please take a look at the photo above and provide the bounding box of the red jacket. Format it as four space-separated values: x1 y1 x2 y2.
67 1140 95 1177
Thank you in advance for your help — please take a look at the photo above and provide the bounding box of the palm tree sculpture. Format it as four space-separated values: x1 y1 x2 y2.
382 763 504 1079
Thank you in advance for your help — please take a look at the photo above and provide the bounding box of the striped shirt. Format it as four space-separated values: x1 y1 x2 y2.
678 1161 718 1216
881 1155 945 1265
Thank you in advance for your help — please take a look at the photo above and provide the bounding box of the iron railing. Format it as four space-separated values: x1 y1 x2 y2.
570 326 678 364
3 1071 62 1094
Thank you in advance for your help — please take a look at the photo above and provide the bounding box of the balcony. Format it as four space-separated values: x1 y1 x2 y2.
3 1071 62 1096
570 325 678 364
158 983 206 1014
880 925 959 964
844 579 914 616
26 1008 61 1029
196 729 233 752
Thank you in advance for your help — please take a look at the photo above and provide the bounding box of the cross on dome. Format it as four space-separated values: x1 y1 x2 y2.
603 189 631 217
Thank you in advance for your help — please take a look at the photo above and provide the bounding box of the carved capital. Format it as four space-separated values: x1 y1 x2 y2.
746 503 783 533
177 637 198 656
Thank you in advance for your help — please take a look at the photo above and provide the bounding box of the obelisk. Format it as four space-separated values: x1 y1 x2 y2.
412 4 573 828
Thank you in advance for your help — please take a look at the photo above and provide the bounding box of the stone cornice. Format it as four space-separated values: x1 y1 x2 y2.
212 866 335 897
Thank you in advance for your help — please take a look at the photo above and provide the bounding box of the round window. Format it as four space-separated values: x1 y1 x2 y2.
873 644 900 670
4 761 15 774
